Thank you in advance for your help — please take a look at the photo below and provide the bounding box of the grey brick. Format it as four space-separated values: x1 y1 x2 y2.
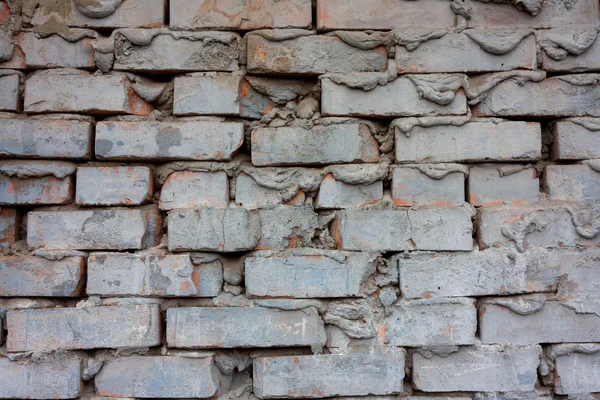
248 33 388 75
256 206 319 250
173 73 241 116
87 253 222 297
159 171 229 210
170 0 312 30
408 207 473 251
114 31 240 72
245 249 377 298
544 164 600 202
167 306 326 348
399 248 559 299
477 206 600 250
168 207 260 252
317 0 456 30
76 166 153 206
0 73 20 112
27 206 162 250
473 74 600 117
0 354 82 399
24 70 152 115
314 174 383 209
468 165 540 207
251 124 379 166
95 356 223 398
385 297 476 346
322 77 468 117
412 345 541 392
391 166 465 207
6 304 161 352
0 256 84 297
15 32 95 69
253 348 405 398
396 32 536 73
395 120 541 163
96 120 244 161
0 117 93 159
552 118 600 160
480 297 600 345
554 347 600 394
0 175 73 206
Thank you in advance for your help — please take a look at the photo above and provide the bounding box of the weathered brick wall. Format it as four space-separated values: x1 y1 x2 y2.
0 0 600 399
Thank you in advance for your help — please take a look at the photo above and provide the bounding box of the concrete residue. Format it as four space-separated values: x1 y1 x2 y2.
245 77 314 105
214 351 252 374
406 74 466 105
249 29 314 42
74 0 123 18
463 29 533 55
399 163 470 179
451 0 473 19
482 294 548 315
501 214 548 252
31 249 88 260
496 164 533 176
320 60 398 91
391 115 472 137
465 70 546 104
557 73 600 86
583 159 600 173
537 28 599 61
548 343 600 359
393 28 449 51
416 346 460 359
567 206 600 239
255 300 326 314
0 36 14 63
0 160 77 179
473 0 544 16
323 299 377 339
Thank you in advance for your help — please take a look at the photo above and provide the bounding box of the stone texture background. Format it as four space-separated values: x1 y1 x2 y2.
0 0 600 399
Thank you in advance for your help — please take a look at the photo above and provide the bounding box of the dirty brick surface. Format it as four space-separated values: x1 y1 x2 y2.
0 1 600 399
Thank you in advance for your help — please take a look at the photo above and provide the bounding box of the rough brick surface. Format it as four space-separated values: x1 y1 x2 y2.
391 166 465 206
395 120 542 163
317 0 456 30
0 73 20 112
544 164 600 202
168 207 260 252
253 349 405 398
473 74 600 117
27 206 162 250
24 70 152 115
245 249 377 298
0 256 84 297
0 207 19 244
95 356 222 398
0 117 93 159
174 73 241 116
552 118 600 160
87 253 222 297
76 166 153 206
480 298 600 344
468 165 540 206
554 348 600 394
160 171 229 210
251 124 379 166
170 0 312 30
247 33 388 75
167 306 326 348
114 31 240 72
322 78 468 117
4 0 600 397
385 297 477 346
412 345 541 392
0 175 74 206
6 304 161 352
96 120 244 161
0 355 82 399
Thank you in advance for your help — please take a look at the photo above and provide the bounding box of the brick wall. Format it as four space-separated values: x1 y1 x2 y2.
1 0 600 399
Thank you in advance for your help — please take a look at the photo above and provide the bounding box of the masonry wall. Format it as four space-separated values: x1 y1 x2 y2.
1 0 600 399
